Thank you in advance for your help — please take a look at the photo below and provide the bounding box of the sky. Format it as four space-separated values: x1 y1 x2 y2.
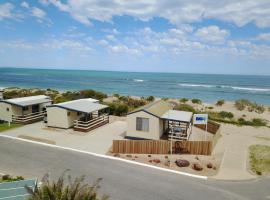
0 0 270 75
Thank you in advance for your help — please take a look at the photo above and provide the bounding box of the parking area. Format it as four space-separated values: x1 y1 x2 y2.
1 121 127 154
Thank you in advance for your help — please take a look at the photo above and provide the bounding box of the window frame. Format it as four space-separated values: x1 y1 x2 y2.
136 117 149 132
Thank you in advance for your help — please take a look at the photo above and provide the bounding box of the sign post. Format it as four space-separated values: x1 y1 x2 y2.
193 114 208 140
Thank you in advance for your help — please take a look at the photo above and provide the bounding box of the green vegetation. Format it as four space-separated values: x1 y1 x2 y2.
249 145 270 175
254 136 270 141
0 123 21 132
108 102 129 116
208 112 267 127
216 99 225 106
27 172 108 200
235 99 265 113
219 111 234 119
175 104 196 113
146 96 155 102
0 175 24 183
207 106 214 109
191 98 202 104
179 98 188 103
237 118 267 126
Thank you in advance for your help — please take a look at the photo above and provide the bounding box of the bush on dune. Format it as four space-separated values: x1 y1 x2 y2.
175 104 196 113
216 99 225 106
191 98 202 104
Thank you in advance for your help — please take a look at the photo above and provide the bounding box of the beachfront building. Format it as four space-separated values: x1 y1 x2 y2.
46 98 109 132
0 95 52 124
126 100 193 140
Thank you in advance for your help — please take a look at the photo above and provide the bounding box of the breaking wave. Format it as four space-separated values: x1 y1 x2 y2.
133 79 144 82
179 83 270 92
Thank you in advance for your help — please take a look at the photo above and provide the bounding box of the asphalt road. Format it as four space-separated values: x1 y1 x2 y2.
0 137 269 200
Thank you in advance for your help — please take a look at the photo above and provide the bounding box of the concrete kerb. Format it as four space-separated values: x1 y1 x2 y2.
0 135 207 180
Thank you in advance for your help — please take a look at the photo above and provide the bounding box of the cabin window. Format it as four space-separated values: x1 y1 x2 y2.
6 108 9 112
136 117 149 132
23 106 29 111
77 112 81 116
67 112 70 116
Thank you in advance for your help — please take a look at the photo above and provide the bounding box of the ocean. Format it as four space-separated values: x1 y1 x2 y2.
0 67 270 105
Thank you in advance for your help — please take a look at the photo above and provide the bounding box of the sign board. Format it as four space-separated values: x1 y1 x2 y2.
193 114 208 125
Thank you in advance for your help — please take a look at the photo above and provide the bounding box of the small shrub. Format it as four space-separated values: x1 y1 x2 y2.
216 99 225 106
219 111 234 119
235 99 251 111
175 104 196 113
146 96 155 101
113 93 120 98
179 98 188 103
191 98 202 104
207 106 214 109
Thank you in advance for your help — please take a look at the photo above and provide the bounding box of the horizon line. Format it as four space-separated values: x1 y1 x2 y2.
0 66 269 76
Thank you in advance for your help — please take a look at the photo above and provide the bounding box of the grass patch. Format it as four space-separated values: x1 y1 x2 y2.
254 136 270 141
249 145 270 175
0 123 21 132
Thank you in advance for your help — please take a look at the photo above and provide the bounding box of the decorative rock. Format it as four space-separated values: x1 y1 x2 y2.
113 153 120 157
192 163 203 171
207 163 213 169
175 159 190 167
126 154 132 158
153 159 161 164
148 155 152 157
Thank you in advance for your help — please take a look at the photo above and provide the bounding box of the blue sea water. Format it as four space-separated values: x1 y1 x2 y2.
0 67 270 105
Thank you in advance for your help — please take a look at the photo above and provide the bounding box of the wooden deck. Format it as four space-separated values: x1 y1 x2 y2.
73 114 109 132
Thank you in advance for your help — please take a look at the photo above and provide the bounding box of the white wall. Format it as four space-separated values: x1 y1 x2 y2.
0 102 12 122
126 111 163 140
47 107 83 129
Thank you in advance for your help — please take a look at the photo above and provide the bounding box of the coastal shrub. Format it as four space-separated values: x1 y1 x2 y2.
125 97 146 108
146 96 155 102
80 89 107 101
219 111 234 119
113 93 120 98
162 97 169 101
108 102 129 116
207 106 214 109
179 98 188 103
216 99 225 106
27 172 108 200
175 104 196 113
191 98 202 104
1 175 24 182
235 99 251 111
237 118 267 126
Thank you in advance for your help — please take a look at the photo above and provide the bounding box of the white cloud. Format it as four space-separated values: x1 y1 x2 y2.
0 3 15 20
256 33 270 41
195 26 230 43
45 0 270 28
31 7 46 19
21 2 29 9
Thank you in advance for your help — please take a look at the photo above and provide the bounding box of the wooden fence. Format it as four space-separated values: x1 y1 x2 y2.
113 140 212 155
195 121 220 134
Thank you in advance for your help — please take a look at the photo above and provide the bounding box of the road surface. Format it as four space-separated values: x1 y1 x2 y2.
0 137 269 200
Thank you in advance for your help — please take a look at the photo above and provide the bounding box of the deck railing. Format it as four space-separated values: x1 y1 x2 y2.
12 111 46 124
74 114 109 132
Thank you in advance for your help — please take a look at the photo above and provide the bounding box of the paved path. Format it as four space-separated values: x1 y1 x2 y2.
1 121 126 154
0 137 269 200
212 124 270 180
